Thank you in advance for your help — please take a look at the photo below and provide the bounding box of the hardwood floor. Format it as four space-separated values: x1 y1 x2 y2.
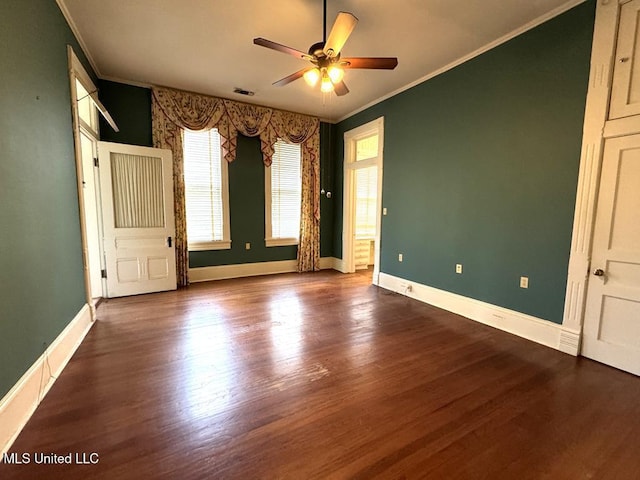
2 270 640 479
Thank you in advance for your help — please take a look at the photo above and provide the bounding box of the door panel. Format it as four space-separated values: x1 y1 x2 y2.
99 142 176 298
610 0 640 119
598 296 640 347
148 257 170 279
116 258 141 283
582 134 640 375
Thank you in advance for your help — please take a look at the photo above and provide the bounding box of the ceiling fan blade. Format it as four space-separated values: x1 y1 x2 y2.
273 68 310 87
253 38 312 61
324 12 358 58
333 80 349 96
341 57 398 69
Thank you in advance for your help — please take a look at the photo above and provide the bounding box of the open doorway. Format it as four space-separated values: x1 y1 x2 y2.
342 117 384 285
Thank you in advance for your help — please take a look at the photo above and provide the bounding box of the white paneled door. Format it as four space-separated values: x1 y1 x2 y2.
98 142 176 298
609 0 640 119
581 134 640 375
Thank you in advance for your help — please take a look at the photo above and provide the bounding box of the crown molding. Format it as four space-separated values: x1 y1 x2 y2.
55 0 102 77
335 0 588 123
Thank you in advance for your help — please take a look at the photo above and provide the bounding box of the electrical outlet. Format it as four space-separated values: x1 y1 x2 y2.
456 264 463 274
383 207 388 216
245 242 251 250
399 282 412 293
398 253 403 262
520 276 529 289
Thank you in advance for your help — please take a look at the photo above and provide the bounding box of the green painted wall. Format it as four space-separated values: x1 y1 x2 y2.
0 1 95 398
98 80 153 147
320 122 336 258
333 1 595 323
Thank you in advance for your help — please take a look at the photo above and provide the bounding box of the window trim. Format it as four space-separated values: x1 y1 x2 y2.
265 236 299 247
264 139 301 248
184 129 232 252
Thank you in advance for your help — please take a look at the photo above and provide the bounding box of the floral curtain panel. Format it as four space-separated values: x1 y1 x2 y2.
151 86 321 286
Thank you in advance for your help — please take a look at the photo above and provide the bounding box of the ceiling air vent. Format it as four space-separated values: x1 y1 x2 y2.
233 87 255 96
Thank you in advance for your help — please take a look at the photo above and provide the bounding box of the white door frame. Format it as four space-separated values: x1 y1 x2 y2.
342 117 384 284
561 0 640 355
67 46 103 317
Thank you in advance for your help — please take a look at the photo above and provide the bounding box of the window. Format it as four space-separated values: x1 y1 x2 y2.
355 134 378 161
75 79 99 136
183 128 230 250
265 140 302 246
355 166 378 239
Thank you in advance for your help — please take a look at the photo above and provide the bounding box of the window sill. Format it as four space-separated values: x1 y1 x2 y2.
265 238 299 247
188 240 231 251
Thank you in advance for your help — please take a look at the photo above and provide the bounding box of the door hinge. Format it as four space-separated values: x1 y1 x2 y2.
101 269 107 279
93 157 99 167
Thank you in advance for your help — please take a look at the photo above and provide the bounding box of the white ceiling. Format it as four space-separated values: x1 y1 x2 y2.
58 0 584 122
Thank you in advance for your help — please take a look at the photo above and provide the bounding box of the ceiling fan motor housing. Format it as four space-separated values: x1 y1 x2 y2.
308 41 326 57
309 41 341 68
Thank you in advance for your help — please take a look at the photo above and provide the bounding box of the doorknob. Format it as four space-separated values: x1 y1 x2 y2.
593 268 604 277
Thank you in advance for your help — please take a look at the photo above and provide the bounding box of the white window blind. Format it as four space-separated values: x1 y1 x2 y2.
183 128 229 249
267 140 301 245
355 166 378 239
356 134 378 161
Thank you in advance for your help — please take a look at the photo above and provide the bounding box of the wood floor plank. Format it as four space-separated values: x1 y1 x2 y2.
1 270 639 479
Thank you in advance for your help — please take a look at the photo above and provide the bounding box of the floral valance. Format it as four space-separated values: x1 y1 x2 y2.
152 86 319 167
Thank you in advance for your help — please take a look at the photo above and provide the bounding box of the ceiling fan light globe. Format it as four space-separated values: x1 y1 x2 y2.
303 68 321 87
320 75 334 93
327 65 344 83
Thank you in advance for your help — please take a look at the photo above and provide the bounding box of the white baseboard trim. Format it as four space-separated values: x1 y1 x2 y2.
190 257 341 283
190 260 298 282
558 328 581 355
378 273 579 355
319 257 335 270
316 256 355 274
0 304 94 455
332 257 347 273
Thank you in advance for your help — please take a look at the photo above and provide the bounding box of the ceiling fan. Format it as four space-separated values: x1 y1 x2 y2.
253 0 398 96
